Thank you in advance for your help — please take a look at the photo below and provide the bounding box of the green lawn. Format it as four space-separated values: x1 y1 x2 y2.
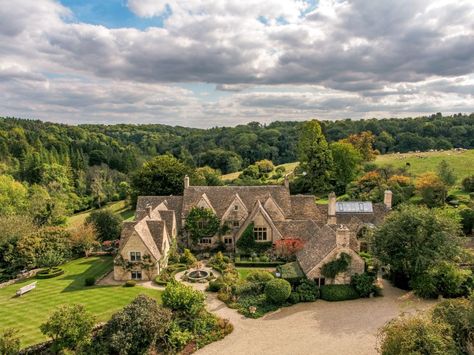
67 200 134 229
0 257 161 348
236 267 275 280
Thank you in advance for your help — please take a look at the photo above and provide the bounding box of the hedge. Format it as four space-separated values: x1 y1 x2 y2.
154 265 187 286
277 262 305 283
36 267 64 279
320 285 360 301
235 261 285 267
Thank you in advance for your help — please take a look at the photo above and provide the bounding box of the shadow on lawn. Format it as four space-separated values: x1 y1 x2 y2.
59 257 115 293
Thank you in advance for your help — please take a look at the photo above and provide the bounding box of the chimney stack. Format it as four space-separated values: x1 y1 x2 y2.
184 175 190 189
146 204 152 218
336 225 350 248
284 174 290 189
384 190 392 210
328 192 337 225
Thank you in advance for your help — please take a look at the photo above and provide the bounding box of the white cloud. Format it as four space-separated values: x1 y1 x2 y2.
0 0 472 126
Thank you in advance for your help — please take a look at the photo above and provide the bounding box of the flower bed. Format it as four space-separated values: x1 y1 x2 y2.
36 267 64 279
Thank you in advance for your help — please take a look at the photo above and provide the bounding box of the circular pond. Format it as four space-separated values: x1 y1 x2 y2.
187 269 210 282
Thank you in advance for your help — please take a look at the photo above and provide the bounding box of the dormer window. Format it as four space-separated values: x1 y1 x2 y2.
233 220 240 227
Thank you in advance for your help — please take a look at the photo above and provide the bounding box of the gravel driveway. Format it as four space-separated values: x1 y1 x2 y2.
197 280 435 355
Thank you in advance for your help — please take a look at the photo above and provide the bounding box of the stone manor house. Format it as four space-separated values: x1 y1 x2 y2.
114 175 392 284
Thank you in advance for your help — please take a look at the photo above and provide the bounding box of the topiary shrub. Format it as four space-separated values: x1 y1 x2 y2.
124 280 136 287
295 279 319 301
246 270 274 283
320 284 359 301
288 291 301 304
264 279 291 304
84 277 96 286
36 267 64 279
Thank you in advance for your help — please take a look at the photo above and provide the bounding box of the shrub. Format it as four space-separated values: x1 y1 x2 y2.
295 279 319 302
84 277 96 286
162 282 206 316
412 262 473 299
377 315 457 355
180 249 197 267
246 270 274 283
167 321 194 351
0 328 20 355
351 273 377 297
432 299 474 354
124 280 136 287
320 285 359 301
40 304 95 352
462 175 474 192
92 295 172 354
265 279 291 304
207 279 224 292
288 292 301 304
233 281 260 296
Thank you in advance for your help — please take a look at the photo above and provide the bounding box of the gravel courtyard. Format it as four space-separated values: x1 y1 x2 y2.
197 280 435 355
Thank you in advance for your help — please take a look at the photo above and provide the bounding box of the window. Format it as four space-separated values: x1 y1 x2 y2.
234 205 239 211
224 237 233 245
130 251 141 261
253 227 268 241
199 237 212 244
233 220 240 227
197 219 208 229
131 271 142 280
317 277 325 286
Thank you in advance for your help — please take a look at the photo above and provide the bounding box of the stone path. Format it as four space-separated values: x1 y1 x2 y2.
195 280 435 355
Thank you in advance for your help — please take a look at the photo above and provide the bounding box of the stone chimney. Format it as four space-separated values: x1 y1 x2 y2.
384 190 392 210
336 225 350 248
284 174 290 189
146 204 152 218
184 175 190 189
328 192 337 225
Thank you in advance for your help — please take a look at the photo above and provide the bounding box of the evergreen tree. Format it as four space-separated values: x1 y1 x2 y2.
297 120 334 193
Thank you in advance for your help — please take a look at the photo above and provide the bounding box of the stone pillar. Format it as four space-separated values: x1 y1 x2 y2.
328 192 337 225
336 225 350 248
184 175 190 189
384 190 392 210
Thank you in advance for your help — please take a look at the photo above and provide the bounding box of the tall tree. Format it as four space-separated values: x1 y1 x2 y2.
297 120 334 193
131 154 195 198
330 142 362 194
342 131 378 161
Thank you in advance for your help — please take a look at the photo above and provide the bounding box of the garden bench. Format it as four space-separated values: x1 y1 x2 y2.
16 281 37 296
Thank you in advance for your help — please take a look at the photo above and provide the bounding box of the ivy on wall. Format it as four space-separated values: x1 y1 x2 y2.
321 252 352 279
184 207 220 244
236 222 272 254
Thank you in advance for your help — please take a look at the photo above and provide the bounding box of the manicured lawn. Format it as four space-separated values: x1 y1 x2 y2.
0 257 161 348
67 200 135 229
236 267 275 280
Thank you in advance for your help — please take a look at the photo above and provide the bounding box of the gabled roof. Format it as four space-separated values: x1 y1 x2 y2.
158 210 176 238
136 196 183 220
263 194 286 221
273 220 320 242
182 185 292 219
196 193 217 214
290 195 326 223
221 193 248 222
235 200 282 241
296 225 337 274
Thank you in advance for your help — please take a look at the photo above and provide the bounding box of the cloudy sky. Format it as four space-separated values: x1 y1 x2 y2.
0 0 473 127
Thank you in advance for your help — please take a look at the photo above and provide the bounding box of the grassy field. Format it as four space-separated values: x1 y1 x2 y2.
375 149 474 183
0 257 161 348
222 149 474 184
67 200 134 229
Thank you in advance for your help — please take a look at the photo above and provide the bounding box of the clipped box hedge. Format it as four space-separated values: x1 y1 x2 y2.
36 267 64 279
320 284 360 301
